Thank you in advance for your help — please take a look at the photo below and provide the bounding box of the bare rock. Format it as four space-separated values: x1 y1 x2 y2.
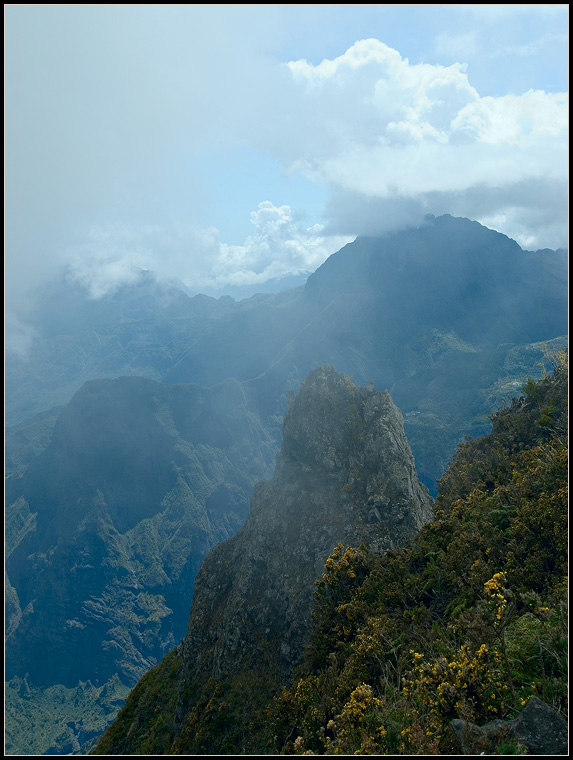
175 365 432 728
452 696 568 755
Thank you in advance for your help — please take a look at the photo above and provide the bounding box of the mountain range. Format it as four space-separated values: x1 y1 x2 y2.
4 214 568 754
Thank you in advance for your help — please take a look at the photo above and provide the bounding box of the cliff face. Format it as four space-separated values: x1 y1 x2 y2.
178 367 431 689
94 366 432 754
5 375 275 691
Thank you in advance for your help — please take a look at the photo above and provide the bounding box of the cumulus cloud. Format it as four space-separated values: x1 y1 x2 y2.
212 202 351 289
279 39 568 248
64 203 353 299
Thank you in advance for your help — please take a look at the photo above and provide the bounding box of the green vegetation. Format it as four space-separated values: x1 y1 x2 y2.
496 738 528 755
91 649 182 755
5 675 131 755
267 350 568 754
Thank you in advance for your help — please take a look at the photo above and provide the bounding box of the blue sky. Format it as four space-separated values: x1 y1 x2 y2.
5 4 568 314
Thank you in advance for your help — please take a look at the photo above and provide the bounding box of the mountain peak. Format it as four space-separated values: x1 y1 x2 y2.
168 366 432 744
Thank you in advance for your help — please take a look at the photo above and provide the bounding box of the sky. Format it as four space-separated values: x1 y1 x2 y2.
4 4 569 327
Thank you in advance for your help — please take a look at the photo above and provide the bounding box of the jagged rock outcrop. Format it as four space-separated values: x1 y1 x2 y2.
173 366 432 736
93 366 432 755
452 696 568 755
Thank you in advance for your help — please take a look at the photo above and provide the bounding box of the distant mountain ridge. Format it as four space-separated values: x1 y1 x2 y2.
6 215 568 492
6 215 567 428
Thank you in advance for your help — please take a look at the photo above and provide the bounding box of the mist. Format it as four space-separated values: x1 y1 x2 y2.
5 5 568 349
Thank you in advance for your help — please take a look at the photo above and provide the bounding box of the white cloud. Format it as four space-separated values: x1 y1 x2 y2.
282 40 479 156
491 32 568 59
4 312 39 359
47 35 569 301
455 4 567 21
451 90 568 145
66 226 155 299
435 30 480 60
323 176 568 252
278 39 568 248
64 203 353 298
212 202 352 288
287 38 404 81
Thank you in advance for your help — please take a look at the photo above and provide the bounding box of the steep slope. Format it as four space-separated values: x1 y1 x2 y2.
304 214 566 348
95 357 568 758
266 352 568 755
94 366 432 754
5 375 275 753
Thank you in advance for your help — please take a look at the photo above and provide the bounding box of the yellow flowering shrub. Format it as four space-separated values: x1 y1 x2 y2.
400 642 511 753
321 684 387 755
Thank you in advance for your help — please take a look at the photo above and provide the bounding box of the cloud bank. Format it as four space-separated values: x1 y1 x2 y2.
62 37 567 302
66 203 352 300
5 6 568 323
278 39 567 248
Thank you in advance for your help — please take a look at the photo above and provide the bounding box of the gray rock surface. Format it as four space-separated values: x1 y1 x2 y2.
452 696 568 755
175 366 432 725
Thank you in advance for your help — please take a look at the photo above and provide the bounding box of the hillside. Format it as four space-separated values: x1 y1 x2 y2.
94 353 568 755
